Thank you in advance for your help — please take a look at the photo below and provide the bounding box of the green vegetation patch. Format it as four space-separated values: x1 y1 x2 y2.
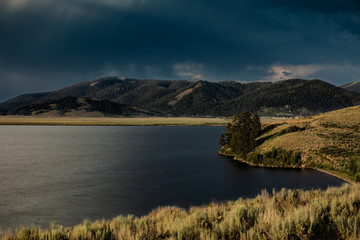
247 148 302 168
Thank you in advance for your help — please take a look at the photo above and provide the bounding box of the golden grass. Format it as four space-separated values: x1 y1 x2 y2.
253 106 360 182
0 116 229 126
257 106 360 152
0 115 284 126
2 184 360 240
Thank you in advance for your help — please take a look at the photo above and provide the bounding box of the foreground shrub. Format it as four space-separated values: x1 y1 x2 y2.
2 184 360 239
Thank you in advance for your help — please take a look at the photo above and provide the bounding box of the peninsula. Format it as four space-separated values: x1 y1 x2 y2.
219 106 360 184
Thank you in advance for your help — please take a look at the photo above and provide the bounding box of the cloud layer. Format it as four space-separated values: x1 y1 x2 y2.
1 0 360 101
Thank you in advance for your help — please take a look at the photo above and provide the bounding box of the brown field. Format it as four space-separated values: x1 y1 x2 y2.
0 116 230 126
0 116 283 126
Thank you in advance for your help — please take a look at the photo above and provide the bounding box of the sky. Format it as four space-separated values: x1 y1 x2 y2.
1 0 360 101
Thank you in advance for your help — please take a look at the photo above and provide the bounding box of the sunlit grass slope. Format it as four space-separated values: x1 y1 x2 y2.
222 106 360 183
1 184 360 240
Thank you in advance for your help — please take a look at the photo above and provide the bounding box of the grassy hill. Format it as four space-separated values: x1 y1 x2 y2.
1 78 359 117
221 106 360 183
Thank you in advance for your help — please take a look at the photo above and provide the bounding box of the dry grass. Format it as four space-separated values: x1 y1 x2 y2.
257 106 360 152
2 184 360 240
0 116 229 126
0 116 282 126
254 106 360 182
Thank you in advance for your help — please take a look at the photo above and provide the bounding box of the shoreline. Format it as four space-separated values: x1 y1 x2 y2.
219 152 355 185
309 167 355 185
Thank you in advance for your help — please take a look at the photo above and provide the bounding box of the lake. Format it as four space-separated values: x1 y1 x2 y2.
0 126 344 229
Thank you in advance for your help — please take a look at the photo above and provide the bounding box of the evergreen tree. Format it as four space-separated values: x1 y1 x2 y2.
251 114 261 137
219 133 226 146
220 111 261 158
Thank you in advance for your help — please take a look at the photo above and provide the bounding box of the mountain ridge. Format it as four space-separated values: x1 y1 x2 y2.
1 78 360 117
342 81 360 93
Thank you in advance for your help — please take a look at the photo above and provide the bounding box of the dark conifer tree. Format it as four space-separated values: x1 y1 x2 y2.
251 114 261 137
220 111 261 158
219 133 227 146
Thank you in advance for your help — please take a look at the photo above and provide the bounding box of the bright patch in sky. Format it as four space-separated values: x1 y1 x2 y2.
266 64 326 81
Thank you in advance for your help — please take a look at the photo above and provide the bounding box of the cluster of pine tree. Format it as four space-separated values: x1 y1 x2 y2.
220 111 261 158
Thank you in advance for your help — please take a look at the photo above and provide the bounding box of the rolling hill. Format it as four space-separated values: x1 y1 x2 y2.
1 77 359 117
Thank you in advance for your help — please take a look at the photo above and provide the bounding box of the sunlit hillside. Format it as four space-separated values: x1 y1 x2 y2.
221 106 360 183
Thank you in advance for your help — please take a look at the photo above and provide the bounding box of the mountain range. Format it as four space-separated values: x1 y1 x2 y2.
1 77 359 117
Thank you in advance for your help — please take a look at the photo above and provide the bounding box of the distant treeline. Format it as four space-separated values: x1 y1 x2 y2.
7 97 160 116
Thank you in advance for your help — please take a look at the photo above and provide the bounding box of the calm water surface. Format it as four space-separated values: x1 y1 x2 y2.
0 126 344 229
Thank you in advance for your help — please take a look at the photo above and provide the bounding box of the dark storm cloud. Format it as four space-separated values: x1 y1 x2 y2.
1 0 360 101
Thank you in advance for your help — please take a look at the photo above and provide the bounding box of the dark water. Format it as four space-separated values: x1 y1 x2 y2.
0 126 344 229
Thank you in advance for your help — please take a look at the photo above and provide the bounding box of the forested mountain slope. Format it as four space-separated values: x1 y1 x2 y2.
1 78 359 117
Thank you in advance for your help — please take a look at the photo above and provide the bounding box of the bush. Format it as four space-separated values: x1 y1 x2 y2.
3 185 360 240
247 148 302 167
